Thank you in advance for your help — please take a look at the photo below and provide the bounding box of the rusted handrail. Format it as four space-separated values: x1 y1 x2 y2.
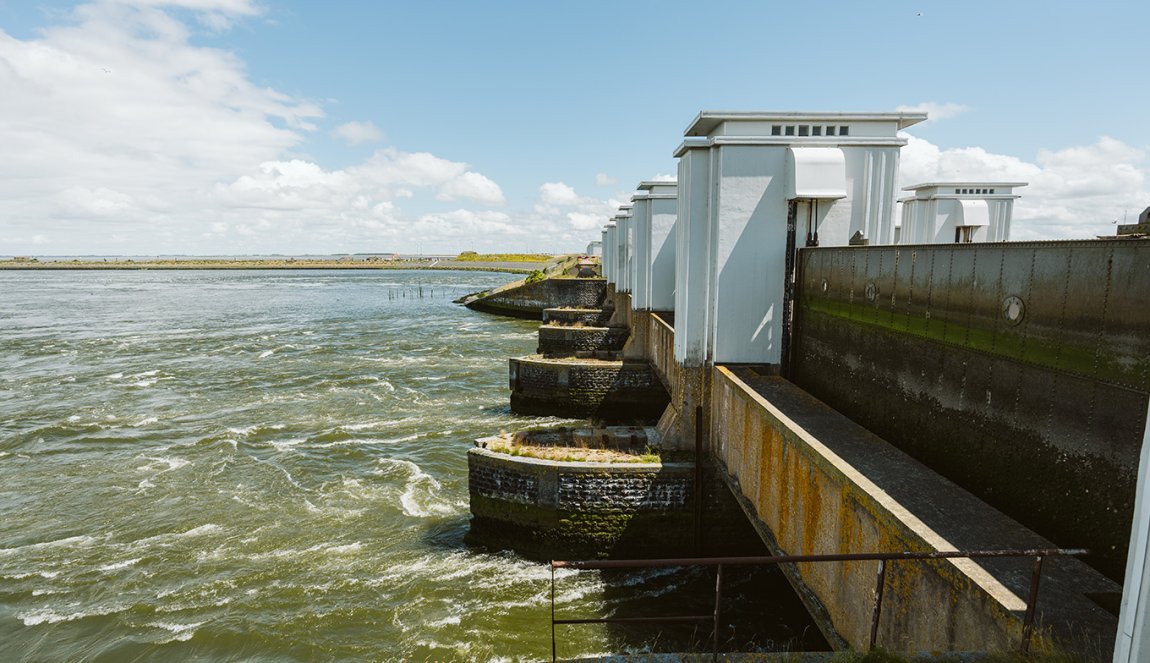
548 547 1087 662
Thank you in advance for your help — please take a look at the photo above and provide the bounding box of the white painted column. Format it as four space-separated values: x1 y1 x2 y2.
1115 399 1150 662
631 196 651 309
674 146 713 366
649 187 678 312
604 224 617 285
616 214 632 294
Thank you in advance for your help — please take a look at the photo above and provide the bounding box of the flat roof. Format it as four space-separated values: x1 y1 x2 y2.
685 111 928 136
903 182 1028 191
638 180 677 190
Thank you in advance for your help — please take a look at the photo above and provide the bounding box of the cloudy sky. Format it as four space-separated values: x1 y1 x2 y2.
0 0 1146 256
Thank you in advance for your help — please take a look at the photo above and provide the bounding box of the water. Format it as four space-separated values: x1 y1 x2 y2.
0 270 822 662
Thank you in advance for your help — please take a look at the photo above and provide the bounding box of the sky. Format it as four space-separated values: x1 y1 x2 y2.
0 0 1147 256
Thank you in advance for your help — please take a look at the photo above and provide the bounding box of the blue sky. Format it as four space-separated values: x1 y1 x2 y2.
0 0 1146 255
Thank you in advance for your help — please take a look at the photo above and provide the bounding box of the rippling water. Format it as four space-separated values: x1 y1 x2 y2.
0 270 821 662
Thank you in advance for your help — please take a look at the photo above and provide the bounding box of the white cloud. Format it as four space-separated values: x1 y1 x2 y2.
539 182 582 206
110 0 261 12
332 121 384 145
896 101 971 122
595 173 617 186
436 171 505 205
900 134 1148 239
650 173 676 182
530 182 626 237
0 2 511 254
566 212 602 231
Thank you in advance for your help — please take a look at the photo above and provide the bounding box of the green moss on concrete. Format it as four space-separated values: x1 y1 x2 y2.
801 298 1149 390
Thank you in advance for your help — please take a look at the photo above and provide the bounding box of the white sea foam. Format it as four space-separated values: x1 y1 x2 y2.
426 614 462 628
4 570 61 580
148 620 205 642
19 603 124 626
127 524 222 550
132 416 159 427
258 350 275 359
98 557 141 572
315 433 420 449
339 420 402 432
0 534 99 557
268 438 305 452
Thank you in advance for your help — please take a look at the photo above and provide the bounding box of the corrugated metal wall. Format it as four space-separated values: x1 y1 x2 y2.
792 240 1150 581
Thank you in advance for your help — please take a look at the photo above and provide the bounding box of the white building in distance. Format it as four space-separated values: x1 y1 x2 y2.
899 183 1026 244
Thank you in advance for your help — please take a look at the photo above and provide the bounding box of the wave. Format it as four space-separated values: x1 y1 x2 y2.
98 557 142 572
0 534 101 558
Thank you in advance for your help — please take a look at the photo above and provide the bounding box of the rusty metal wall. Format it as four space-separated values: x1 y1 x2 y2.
791 240 1150 582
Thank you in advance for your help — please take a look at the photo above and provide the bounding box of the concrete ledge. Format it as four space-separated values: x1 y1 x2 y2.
509 356 669 422
538 325 630 356
544 307 614 327
711 366 1118 657
465 277 606 319
466 447 694 558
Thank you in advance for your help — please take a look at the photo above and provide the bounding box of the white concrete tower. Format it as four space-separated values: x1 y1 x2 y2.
603 223 617 285
673 111 926 366
899 183 1026 244
629 192 651 305
614 210 633 294
631 181 678 312
586 240 602 257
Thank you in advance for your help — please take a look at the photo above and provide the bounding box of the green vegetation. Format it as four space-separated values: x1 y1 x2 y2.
454 252 554 262
486 438 660 464
524 269 547 284
0 259 535 274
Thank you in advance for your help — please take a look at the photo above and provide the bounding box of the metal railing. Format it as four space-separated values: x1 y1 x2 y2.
548 547 1087 662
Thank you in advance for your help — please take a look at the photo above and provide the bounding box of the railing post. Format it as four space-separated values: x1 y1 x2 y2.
1020 555 1045 655
694 404 704 555
869 558 887 650
551 564 557 663
713 563 723 661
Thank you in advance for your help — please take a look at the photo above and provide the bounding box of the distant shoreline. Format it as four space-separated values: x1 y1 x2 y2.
0 259 541 274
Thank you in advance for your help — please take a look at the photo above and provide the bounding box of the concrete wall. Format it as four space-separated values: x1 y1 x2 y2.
537 325 629 356
646 312 679 395
465 277 606 319
543 307 613 327
791 240 1150 582
509 356 669 421
467 448 764 559
711 366 1118 654
467 448 694 558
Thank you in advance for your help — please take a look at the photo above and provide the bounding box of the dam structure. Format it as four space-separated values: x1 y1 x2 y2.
465 110 1149 660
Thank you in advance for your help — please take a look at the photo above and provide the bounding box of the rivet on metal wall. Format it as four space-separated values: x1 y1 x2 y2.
1002 295 1026 326
865 282 878 303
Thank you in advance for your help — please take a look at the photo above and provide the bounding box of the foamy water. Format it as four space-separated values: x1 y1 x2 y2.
0 269 819 661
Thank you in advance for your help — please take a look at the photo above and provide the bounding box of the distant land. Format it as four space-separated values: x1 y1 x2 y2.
0 252 560 274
